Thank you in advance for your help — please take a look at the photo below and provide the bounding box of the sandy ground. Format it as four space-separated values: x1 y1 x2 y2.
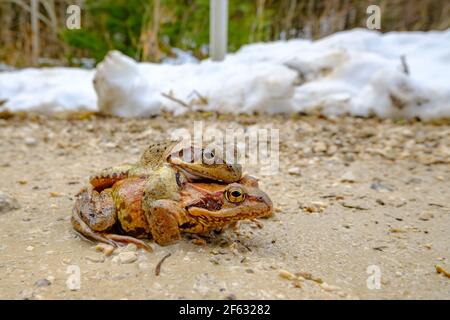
0 112 449 300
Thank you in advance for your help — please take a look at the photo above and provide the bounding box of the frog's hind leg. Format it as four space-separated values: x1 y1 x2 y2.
103 234 153 252
71 206 119 248
90 164 133 191
71 187 120 248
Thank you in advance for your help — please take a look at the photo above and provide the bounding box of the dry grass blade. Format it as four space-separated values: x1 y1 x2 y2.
155 253 172 276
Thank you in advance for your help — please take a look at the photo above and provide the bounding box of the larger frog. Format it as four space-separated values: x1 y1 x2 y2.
72 175 273 249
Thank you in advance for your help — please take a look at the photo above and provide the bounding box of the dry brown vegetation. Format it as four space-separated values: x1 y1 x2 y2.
1 0 449 67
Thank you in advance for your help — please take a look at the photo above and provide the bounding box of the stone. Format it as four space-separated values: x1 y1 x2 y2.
340 171 357 183
313 141 328 153
278 269 297 280
418 211 434 221
287 167 302 176
24 137 38 146
85 255 105 263
118 252 138 264
0 191 20 214
34 279 51 287
95 243 115 256
225 293 237 300
320 282 341 292
124 243 138 252
371 181 395 192
302 201 328 213
19 289 35 300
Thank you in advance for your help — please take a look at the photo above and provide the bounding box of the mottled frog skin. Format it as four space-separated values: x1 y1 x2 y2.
72 140 256 249
72 175 273 249
89 140 242 191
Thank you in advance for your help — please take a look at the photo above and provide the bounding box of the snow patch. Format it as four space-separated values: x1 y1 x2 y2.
0 67 96 112
1 28 449 119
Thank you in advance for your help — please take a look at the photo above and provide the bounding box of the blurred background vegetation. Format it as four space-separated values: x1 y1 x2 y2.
1 0 449 67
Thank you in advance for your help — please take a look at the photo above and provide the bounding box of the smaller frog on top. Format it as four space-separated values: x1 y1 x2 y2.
89 139 243 191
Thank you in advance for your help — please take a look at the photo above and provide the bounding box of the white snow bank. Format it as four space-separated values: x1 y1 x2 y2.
1 28 450 119
0 68 96 112
94 51 297 116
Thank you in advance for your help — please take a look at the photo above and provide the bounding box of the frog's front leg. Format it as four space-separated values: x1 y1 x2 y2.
141 167 188 245
146 199 188 246
89 164 133 191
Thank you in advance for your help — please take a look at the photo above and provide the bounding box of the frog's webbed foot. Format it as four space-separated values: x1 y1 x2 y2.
90 164 133 191
104 234 153 252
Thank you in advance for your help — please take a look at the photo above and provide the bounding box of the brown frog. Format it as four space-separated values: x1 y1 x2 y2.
72 175 273 250
89 140 242 191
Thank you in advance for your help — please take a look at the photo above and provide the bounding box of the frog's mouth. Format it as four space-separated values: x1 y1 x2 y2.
169 152 242 183
185 195 273 220
185 198 223 212
186 203 272 220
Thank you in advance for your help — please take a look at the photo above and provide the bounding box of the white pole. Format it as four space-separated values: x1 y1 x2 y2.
210 0 228 61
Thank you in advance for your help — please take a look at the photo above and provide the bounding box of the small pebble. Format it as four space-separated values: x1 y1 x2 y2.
288 167 301 176
225 293 237 300
313 141 327 153
85 255 105 263
278 269 297 280
118 252 138 264
0 191 20 213
320 282 340 292
95 243 115 256
34 279 51 287
49 192 64 198
19 289 34 300
123 243 138 252
105 142 117 149
340 171 357 183
371 181 395 192
302 201 328 213
26 245 34 251
418 211 434 221
24 137 38 146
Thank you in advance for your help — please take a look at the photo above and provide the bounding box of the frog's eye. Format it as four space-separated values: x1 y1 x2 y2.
225 187 246 203
203 148 215 160
202 148 217 165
